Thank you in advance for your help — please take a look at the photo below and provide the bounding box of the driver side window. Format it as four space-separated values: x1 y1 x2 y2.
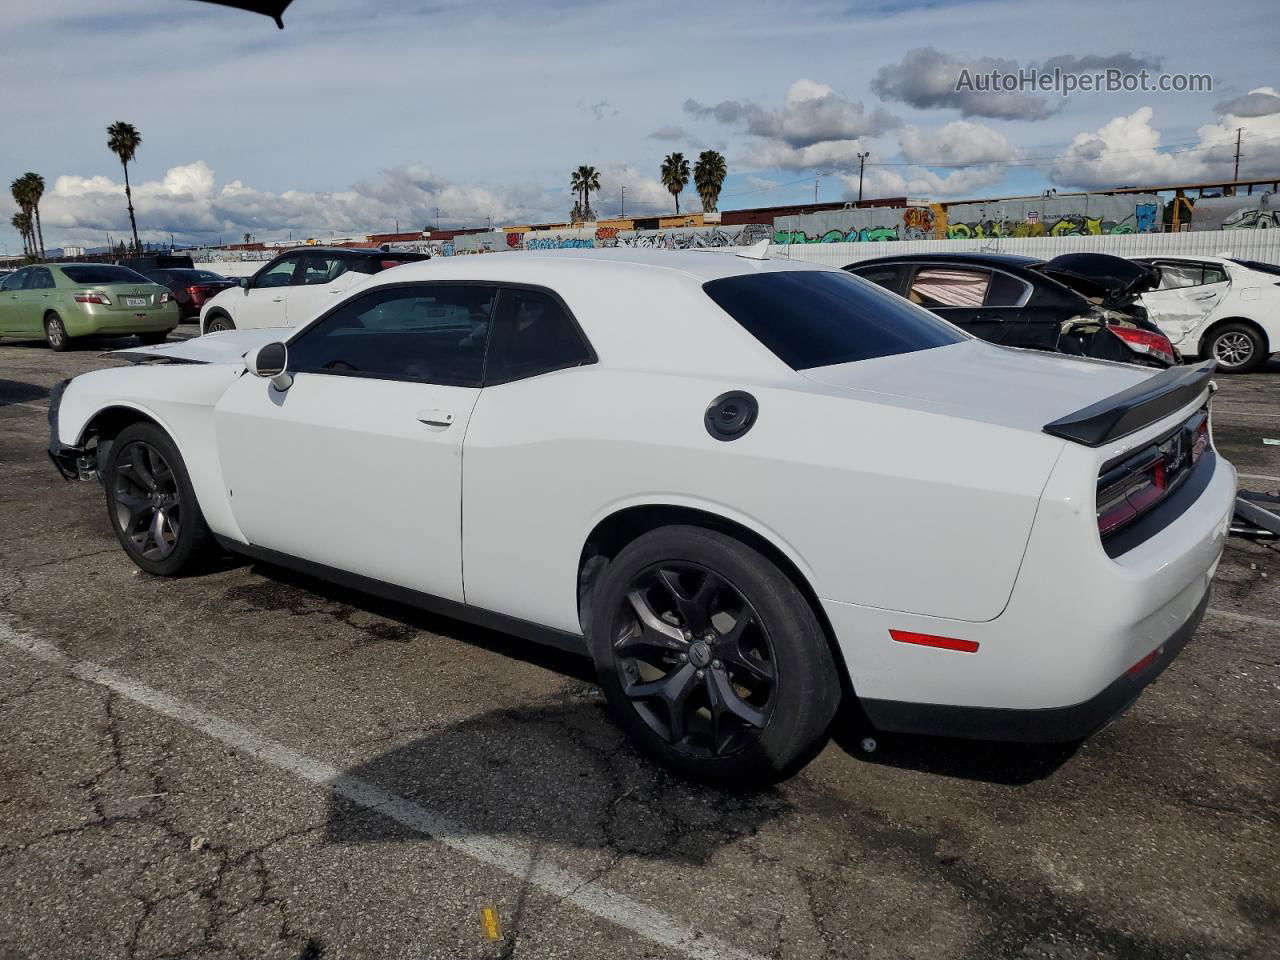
1 269 29 292
287 284 499 387
254 256 300 289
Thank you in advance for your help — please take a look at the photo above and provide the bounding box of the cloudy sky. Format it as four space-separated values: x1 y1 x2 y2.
1 0 1277 251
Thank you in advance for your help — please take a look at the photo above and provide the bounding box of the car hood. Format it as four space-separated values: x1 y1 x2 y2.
112 327 291 365
1036 253 1160 306
801 340 1152 435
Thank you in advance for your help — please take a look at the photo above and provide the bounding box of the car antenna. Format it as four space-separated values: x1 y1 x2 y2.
736 239 771 261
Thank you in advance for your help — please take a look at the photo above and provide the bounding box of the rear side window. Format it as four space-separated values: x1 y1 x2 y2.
908 267 990 307
703 271 965 371
986 271 1031 306
61 265 150 285
484 287 593 383
847 264 906 294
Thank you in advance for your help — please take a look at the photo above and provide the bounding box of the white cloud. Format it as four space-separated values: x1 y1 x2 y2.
845 164 1007 201
686 79 896 149
897 121 1015 165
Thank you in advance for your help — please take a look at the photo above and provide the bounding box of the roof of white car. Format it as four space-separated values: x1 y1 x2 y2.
367 247 837 287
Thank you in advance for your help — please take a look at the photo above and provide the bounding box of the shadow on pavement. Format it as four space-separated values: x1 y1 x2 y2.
0 378 50 406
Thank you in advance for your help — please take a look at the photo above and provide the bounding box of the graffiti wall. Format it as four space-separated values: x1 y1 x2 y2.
509 222 772 251
943 195 1162 238
771 206 939 244
1190 193 1278 231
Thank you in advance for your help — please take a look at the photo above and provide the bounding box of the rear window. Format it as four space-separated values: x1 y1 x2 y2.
61 265 151 285
166 269 227 282
702 270 966 370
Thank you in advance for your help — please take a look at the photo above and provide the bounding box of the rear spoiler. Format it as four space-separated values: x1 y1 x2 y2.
1043 360 1216 447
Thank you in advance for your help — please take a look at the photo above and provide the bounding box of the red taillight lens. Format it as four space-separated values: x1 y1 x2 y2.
1097 452 1165 536
379 260 408 270
1191 417 1209 464
74 292 111 305
889 630 979 653
1107 326 1177 366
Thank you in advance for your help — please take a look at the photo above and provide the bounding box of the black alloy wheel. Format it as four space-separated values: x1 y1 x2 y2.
111 440 183 563
613 562 776 759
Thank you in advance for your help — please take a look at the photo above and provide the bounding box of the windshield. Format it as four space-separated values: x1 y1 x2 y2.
61 265 152 285
703 270 966 371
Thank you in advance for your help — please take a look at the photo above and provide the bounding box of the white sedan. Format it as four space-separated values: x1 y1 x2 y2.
1134 255 1280 373
49 250 1235 783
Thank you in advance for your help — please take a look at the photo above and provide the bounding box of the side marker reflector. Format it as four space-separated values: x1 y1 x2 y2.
1127 645 1164 676
890 630 979 653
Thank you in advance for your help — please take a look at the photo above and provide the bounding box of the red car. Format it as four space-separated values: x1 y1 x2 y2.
143 268 237 322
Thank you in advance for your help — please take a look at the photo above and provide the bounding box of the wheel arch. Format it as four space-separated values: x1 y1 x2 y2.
201 307 233 336
1197 316 1271 357
576 503 853 691
75 403 183 472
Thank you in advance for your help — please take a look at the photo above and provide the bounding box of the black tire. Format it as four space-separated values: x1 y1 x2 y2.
44 313 70 352
102 422 214 576
589 525 840 785
137 330 170 346
1205 322 1267 373
204 313 235 334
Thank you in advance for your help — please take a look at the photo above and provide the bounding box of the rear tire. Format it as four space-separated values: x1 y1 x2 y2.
138 330 169 345
1205 323 1266 373
589 525 841 785
204 313 235 334
102 422 213 576
44 313 70 352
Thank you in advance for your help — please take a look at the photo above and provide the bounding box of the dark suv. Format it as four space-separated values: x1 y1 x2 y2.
844 252 1177 367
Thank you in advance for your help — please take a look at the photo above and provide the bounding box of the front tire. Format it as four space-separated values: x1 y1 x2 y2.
589 525 841 785
1206 323 1266 373
204 313 235 334
102 423 213 576
44 313 70 351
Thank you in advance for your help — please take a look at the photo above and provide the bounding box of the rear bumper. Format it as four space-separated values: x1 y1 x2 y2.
860 590 1208 742
65 304 178 336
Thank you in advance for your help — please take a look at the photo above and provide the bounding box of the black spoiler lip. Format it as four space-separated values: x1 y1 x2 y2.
1043 360 1216 447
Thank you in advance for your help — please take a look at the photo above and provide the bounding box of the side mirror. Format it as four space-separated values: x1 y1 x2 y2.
246 341 293 391
238 276 251 292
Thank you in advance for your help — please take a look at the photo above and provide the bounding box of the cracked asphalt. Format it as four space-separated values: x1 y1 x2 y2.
1 330 1277 960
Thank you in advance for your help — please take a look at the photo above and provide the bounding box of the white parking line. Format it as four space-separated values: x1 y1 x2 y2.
1206 607 1280 630
2 402 48 412
1237 473 1280 483
0 619 762 960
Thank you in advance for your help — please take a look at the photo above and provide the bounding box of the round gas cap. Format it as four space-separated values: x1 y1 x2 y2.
705 391 758 441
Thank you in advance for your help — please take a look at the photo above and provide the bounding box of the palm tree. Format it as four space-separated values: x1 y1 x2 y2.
17 173 46 258
107 121 143 253
11 212 33 258
243 232 252 245
693 151 728 214
569 165 600 221
660 153 690 215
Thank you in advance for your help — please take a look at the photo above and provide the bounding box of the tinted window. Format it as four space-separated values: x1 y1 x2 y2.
848 265 906 293
61 265 151 285
2 269 30 291
986 271 1031 306
703 271 966 371
1202 265 1228 285
163 269 226 283
255 257 299 288
287 284 498 386
485 288 593 383
28 268 55 290
908 267 990 307
299 254 349 286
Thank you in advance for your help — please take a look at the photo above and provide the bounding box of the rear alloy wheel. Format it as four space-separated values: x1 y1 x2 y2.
44 313 70 352
205 314 235 334
590 525 840 784
1207 323 1265 373
103 423 213 576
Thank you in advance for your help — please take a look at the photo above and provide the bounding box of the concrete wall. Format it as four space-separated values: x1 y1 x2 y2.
1190 192 1279 231
942 195 1162 238
772 206 940 243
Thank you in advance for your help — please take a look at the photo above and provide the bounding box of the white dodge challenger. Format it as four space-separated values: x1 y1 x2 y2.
48 249 1236 783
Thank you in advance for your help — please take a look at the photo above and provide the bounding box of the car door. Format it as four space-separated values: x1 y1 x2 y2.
213 281 499 602
20 267 57 334
903 264 1013 344
237 255 302 329
1138 260 1231 347
282 252 366 328
0 268 31 332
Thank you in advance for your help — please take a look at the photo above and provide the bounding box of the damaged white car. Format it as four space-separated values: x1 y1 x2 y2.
1135 255 1280 373
48 250 1236 783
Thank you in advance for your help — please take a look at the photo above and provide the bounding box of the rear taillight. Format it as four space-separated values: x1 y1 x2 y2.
1107 325 1177 366
74 292 111 305
1191 416 1209 464
1097 450 1166 535
379 260 407 270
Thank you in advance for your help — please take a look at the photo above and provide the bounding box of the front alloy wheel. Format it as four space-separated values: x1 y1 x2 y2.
613 563 776 758
111 440 182 562
1209 328 1258 371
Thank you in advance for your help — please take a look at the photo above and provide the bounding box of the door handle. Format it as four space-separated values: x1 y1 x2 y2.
417 409 454 427
1192 292 1218 300
271 297 285 303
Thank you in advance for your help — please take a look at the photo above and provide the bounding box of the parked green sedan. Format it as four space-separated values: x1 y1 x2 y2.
0 263 179 351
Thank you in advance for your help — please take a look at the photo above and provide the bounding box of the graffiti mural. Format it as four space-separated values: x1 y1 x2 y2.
944 195 1163 239
1192 193 1279 231
770 207 939 244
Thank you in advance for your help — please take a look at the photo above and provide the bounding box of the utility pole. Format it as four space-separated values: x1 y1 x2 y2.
1233 127 1243 181
856 152 870 203
815 174 820 204
435 207 440 231
620 186 625 218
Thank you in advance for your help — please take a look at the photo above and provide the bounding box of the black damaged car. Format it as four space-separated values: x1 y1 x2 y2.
844 252 1177 367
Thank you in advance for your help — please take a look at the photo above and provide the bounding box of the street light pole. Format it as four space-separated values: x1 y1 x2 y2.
856 152 870 203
